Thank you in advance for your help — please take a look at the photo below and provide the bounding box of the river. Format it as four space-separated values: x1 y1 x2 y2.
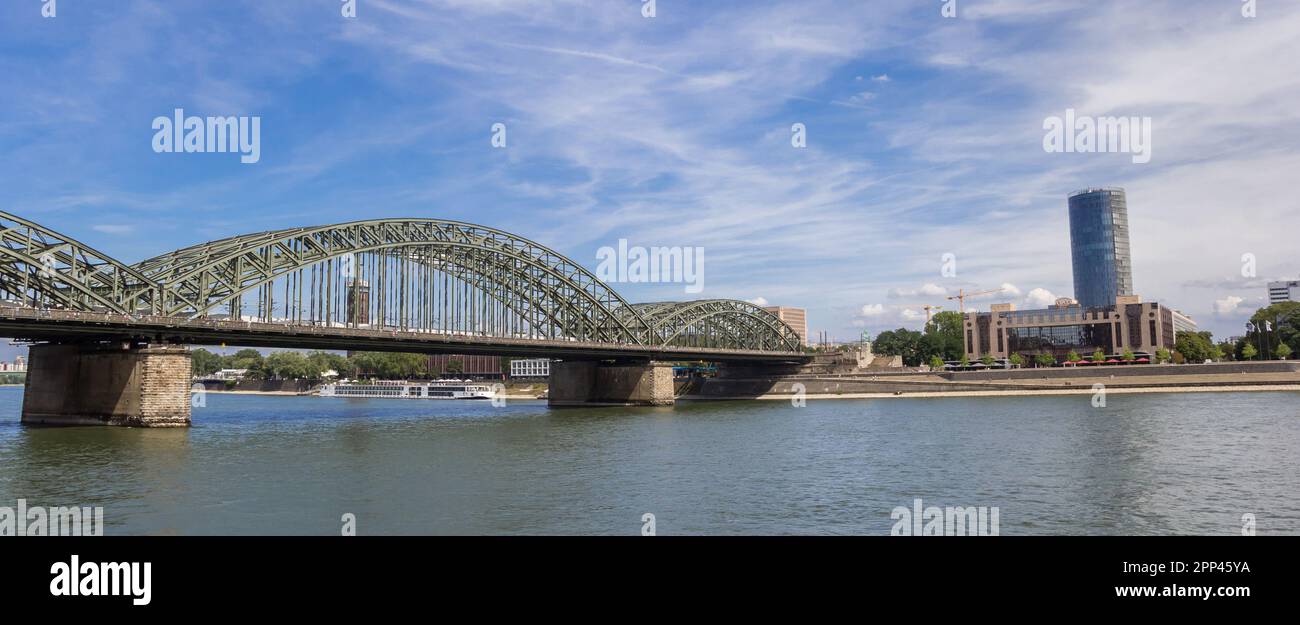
1 387 1297 535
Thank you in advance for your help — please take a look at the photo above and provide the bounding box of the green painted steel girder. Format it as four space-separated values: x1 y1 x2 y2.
0 212 802 353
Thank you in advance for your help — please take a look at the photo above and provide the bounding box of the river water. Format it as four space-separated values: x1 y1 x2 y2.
1 387 1297 535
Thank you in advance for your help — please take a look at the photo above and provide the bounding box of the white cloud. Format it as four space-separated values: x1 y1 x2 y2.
900 308 925 322
889 283 948 299
871 74 890 82
859 303 886 317
91 224 133 235
1024 288 1058 308
1214 296 1245 317
747 296 769 307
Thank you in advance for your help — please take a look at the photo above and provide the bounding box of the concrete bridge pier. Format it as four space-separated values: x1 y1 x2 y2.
22 342 193 427
548 360 675 407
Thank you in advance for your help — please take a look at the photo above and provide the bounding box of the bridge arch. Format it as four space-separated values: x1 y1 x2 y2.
0 213 803 353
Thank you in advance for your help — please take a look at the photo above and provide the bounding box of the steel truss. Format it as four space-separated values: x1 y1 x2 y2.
0 213 801 353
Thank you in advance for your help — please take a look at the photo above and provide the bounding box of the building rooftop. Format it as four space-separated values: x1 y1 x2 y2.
1069 187 1126 198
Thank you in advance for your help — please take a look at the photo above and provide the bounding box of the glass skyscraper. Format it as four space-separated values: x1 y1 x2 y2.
1068 188 1133 309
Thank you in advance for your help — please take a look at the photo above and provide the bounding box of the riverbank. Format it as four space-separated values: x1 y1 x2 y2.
198 389 547 400
693 361 1300 401
687 383 1300 401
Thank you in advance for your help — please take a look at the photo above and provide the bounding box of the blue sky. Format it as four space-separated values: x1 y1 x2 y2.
2 0 1298 349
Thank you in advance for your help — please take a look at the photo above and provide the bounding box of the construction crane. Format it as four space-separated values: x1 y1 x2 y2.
946 287 1005 313
904 304 943 323
922 304 943 323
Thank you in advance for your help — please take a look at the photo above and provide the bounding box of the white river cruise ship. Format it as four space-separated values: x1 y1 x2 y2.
318 380 497 400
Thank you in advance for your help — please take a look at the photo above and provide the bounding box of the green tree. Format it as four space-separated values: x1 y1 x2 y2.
348 352 430 379
1216 341 1236 361
929 355 946 370
980 354 995 366
1248 301 1300 360
1121 348 1135 362
263 352 314 380
1009 353 1024 368
1241 342 1258 360
1091 349 1105 363
1174 331 1215 363
307 351 350 378
1035 352 1056 368
924 311 966 361
873 328 928 367
1067 350 1081 363
191 348 223 376
1155 347 1172 364
1278 343 1293 360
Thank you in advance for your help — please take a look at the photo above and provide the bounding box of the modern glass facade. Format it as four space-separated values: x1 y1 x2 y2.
1068 188 1132 309
1006 324 1114 357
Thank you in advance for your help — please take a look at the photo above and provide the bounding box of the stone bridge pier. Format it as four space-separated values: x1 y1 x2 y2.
548 360 675 407
22 342 193 427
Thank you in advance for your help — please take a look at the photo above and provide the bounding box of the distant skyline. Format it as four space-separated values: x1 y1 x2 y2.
2 1 1297 345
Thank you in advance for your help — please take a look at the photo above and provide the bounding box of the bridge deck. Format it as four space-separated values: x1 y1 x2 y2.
0 306 808 363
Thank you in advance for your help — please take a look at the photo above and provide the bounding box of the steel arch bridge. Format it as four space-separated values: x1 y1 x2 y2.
0 212 802 355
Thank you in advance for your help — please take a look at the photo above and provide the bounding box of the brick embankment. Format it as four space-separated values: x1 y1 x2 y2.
687 363 1300 400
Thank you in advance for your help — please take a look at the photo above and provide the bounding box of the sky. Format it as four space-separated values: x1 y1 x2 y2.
1 0 1298 356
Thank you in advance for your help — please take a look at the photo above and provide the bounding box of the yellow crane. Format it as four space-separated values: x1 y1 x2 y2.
922 304 943 323
946 287 1005 313
900 304 943 324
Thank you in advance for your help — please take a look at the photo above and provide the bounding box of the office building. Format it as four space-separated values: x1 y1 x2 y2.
347 279 370 326
1268 279 1299 304
963 295 1176 362
1170 309 1198 336
509 358 551 379
762 306 808 346
1068 188 1133 308
427 354 502 380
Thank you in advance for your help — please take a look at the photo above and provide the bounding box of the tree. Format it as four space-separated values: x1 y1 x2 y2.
1278 343 1293 360
873 328 928 367
1248 301 1300 360
1216 341 1236 361
1009 353 1024 368
263 352 313 380
1121 348 1135 362
1175 331 1215 363
924 311 966 361
445 358 464 375
1155 348 1172 364
347 352 430 380
1035 353 1056 368
1091 349 1105 363
980 354 995 366
929 355 946 370
307 351 350 378
1067 350 1081 363
1241 342 1258 361
191 348 223 376
959 355 970 368
225 348 264 371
